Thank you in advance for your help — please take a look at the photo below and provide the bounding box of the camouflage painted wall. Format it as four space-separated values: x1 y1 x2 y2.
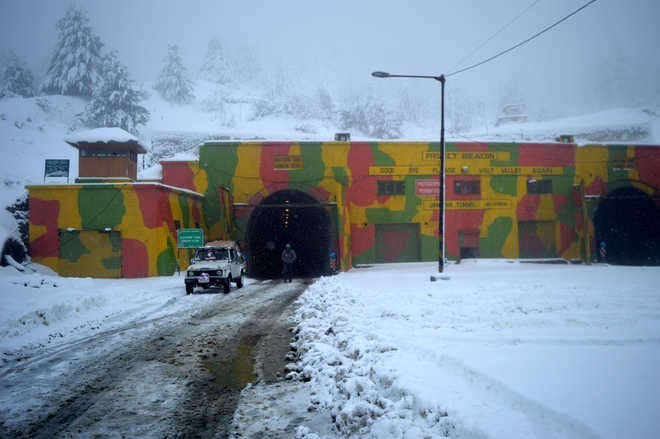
27 183 203 277
160 141 660 268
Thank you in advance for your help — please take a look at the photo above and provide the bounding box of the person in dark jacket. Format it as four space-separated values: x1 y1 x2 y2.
281 243 297 282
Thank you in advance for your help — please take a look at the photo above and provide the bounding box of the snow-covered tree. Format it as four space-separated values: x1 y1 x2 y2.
199 37 233 84
396 88 421 124
85 52 149 135
155 44 194 104
230 46 262 84
316 86 335 120
339 96 402 139
41 4 104 97
447 88 475 133
0 51 35 99
252 68 322 120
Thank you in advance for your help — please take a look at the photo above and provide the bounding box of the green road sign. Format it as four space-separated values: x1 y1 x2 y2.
44 159 70 181
177 228 204 248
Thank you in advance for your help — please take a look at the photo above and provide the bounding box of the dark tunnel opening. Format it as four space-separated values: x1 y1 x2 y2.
594 187 660 265
246 189 332 279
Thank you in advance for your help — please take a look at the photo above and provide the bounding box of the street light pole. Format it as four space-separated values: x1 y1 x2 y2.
371 71 446 273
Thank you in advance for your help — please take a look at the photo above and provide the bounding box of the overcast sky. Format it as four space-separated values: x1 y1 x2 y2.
1 0 659 118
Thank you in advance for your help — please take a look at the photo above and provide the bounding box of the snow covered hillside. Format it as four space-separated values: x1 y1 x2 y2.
466 107 660 145
3 82 659 184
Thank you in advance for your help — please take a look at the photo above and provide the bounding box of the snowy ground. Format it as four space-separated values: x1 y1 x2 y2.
257 260 660 439
0 263 201 358
0 265 303 437
3 261 659 438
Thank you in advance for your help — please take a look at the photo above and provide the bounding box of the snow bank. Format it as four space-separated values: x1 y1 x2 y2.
288 276 454 437
0 265 211 359
288 261 660 438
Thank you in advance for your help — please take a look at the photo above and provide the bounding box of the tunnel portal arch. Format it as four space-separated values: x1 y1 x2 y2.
246 189 332 279
594 186 660 265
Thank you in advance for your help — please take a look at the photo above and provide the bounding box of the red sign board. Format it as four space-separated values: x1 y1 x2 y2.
415 179 440 196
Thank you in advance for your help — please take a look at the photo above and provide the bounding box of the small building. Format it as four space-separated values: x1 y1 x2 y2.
27 128 204 278
27 182 204 277
66 127 147 181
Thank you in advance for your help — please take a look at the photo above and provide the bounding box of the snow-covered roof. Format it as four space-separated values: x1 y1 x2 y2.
64 127 148 153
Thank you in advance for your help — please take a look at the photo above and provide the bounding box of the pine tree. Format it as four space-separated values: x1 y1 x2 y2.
316 86 334 120
41 4 104 97
85 52 149 135
199 37 233 84
155 44 194 104
0 51 35 98
339 96 402 139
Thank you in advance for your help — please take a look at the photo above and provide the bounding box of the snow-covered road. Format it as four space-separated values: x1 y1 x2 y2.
0 268 306 437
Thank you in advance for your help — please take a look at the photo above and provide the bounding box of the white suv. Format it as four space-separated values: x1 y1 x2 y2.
185 241 245 294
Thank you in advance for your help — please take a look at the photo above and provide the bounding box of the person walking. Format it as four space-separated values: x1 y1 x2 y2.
599 241 607 263
281 243 297 282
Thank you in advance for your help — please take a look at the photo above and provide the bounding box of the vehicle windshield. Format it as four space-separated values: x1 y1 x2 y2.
195 248 229 261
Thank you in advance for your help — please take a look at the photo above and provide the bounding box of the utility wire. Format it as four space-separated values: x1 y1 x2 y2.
451 0 542 72
446 0 598 78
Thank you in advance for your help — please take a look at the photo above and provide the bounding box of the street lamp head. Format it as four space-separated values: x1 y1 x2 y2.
371 71 391 78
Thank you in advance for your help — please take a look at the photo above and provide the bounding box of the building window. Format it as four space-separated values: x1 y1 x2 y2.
378 180 405 196
454 180 480 195
527 179 553 194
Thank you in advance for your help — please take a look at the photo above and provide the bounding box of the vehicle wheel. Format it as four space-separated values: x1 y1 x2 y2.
236 272 244 288
186 284 194 295
223 278 231 294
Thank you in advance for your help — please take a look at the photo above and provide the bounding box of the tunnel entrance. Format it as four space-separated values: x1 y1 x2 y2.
246 189 332 279
594 187 660 265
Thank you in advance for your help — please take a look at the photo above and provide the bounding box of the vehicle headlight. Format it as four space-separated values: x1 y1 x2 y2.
216 270 223 276
187 271 193 277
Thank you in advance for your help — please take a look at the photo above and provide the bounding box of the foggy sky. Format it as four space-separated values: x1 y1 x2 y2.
1 0 659 118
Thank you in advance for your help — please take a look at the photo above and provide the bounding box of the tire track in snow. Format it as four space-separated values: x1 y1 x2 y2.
405 343 601 439
0 280 305 437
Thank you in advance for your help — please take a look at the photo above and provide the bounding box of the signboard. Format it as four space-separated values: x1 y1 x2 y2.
44 159 70 182
422 151 511 161
177 228 204 248
422 199 512 210
273 155 303 170
416 179 440 196
370 165 563 176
